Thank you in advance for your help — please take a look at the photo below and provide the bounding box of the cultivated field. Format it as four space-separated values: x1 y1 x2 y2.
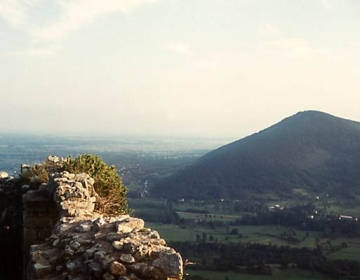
131 197 360 279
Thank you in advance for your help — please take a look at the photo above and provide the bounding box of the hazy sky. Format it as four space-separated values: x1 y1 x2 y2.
1 0 360 140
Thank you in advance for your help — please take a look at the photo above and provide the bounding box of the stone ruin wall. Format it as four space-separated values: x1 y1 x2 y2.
23 170 184 280
23 190 59 278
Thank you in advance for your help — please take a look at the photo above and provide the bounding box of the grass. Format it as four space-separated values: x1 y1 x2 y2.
146 220 360 262
325 237 360 261
145 222 325 248
137 199 360 280
145 222 197 242
178 211 240 222
325 203 360 216
139 198 360 270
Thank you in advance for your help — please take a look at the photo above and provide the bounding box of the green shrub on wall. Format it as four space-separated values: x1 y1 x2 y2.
19 159 63 187
63 154 129 215
20 164 49 186
20 154 129 216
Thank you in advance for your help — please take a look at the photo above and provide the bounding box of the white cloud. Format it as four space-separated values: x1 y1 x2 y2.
9 45 60 56
0 0 158 42
320 0 338 9
259 23 281 37
33 0 158 41
161 41 191 54
0 0 47 29
0 0 28 28
0 0 158 56
157 34 360 136
259 38 314 57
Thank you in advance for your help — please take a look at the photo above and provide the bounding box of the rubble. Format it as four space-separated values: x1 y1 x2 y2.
26 171 183 280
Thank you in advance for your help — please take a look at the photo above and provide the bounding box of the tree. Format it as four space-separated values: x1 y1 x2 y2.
196 233 201 242
202 232 207 243
63 154 129 215
20 154 130 216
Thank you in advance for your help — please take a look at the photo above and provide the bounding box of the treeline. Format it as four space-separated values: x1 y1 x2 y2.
128 199 180 224
234 204 360 237
171 241 360 278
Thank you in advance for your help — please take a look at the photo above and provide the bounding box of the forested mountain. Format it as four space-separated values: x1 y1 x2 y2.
152 111 360 199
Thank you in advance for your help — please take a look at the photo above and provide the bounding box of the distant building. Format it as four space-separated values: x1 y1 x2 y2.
339 215 353 220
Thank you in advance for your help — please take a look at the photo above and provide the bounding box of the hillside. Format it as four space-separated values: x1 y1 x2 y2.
152 111 360 199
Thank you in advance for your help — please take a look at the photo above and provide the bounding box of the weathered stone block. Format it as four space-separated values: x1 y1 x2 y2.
119 254 135 264
88 261 103 276
110 261 127 275
26 171 184 280
152 252 183 279
32 263 52 278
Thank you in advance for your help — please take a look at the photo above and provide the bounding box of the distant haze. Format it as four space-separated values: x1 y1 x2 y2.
1 0 360 140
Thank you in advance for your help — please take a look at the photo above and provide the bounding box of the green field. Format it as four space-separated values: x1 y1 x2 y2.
325 203 360 217
147 221 360 262
145 222 323 248
325 237 360 261
135 197 360 279
178 211 240 222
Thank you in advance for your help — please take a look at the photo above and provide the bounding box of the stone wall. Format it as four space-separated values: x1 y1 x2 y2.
23 188 59 249
26 171 183 280
0 180 23 279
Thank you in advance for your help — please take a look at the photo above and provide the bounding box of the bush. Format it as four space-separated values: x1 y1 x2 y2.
20 154 129 216
19 158 64 187
63 154 129 215
20 164 49 186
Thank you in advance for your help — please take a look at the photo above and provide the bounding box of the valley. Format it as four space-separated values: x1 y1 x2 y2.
2 112 360 279
129 196 360 279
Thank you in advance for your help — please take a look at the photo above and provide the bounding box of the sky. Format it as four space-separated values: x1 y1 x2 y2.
1 0 360 141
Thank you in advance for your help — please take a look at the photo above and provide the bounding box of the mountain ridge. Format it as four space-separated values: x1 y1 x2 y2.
152 111 360 199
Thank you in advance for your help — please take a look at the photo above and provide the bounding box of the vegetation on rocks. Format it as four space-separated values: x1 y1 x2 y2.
64 154 129 215
19 157 62 185
21 154 129 216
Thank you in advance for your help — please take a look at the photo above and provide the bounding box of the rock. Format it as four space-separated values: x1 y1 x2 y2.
152 252 183 279
48 155 61 163
32 263 52 278
69 241 81 251
39 183 48 191
88 261 103 276
26 170 184 280
128 262 148 276
102 272 116 280
84 246 99 259
148 231 161 239
117 218 144 232
76 223 93 232
94 250 107 262
64 245 75 257
66 261 78 272
0 171 9 179
117 225 133 233
113 240 124 250
119 254 135 264
107 232 126 242
93 217 105 231
110 261 127 275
